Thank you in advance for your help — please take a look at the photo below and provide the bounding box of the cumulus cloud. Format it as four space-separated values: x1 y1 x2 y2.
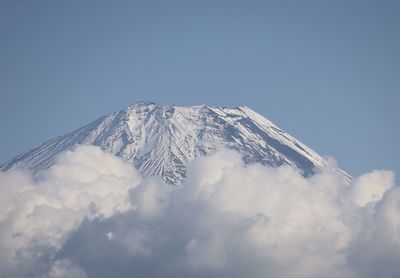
0 146 399 278
0 146 141 277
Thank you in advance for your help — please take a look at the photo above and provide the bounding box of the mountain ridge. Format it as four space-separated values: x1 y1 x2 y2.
1 102 351 184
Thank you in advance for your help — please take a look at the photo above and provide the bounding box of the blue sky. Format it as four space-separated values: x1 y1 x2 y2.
0 0 399 177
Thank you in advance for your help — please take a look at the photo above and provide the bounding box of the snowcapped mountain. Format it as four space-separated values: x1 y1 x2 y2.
1 102 350 184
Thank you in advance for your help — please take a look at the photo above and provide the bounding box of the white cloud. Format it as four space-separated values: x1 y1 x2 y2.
49 259 87 278
0 147 399 278
350 170 394 206
106 231 114 241
0 146 141 277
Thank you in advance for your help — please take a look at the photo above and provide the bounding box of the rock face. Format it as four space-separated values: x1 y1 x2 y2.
1 102 350 184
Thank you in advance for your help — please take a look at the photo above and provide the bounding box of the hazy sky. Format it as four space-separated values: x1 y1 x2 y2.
0 0 399 177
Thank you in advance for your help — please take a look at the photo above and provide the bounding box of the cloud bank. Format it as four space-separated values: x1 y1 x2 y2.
0 146 399 278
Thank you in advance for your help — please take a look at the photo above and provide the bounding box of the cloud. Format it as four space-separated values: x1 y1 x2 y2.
0 146 399 278
0 146 141 277
350 170 394 206
49 259 87 278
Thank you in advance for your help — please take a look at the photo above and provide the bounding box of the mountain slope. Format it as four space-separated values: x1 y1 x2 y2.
1 102 350 184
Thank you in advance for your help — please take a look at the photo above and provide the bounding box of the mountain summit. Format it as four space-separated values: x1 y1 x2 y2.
1 102 350 184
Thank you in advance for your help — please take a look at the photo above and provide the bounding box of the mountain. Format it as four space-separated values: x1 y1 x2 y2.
0 102 350 184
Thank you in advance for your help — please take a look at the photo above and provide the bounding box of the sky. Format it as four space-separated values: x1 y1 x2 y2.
0 0 399 177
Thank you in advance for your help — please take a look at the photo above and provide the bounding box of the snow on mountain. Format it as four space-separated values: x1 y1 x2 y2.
0 102 351 184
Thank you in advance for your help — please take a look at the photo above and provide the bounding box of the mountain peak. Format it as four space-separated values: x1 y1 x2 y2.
1 102 350 184
127 101 156 109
